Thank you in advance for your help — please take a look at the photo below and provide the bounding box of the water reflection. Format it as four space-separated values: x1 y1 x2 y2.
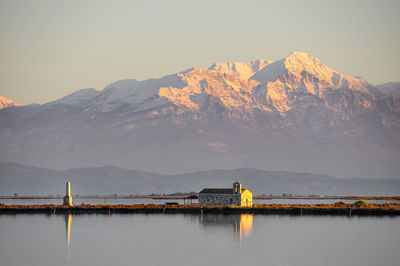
1 214 398 266
64 214 72 258
199 214 253 240
238 213 253 238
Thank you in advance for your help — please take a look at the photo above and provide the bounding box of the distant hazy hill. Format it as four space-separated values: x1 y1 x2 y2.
0 163 399 196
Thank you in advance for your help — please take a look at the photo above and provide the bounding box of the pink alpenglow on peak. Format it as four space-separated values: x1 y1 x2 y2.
208 59 271 80
0 96 21 109
156 51 381 113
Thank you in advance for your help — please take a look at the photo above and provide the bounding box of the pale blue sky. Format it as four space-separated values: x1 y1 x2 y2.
0 0 399 104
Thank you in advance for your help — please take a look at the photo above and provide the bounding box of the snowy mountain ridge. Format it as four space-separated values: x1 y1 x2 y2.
46 51 389 117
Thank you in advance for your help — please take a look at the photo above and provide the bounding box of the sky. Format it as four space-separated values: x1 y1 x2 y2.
0 0 399 104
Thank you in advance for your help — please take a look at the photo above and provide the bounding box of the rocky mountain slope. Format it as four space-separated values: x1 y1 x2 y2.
0 52 399 179
377 82 400 97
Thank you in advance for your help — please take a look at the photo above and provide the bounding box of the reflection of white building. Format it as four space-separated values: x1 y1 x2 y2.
200 214 253 239
199 182 252 206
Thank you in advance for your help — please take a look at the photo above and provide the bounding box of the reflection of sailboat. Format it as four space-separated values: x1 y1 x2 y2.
200 214 253 241
64 214 72 258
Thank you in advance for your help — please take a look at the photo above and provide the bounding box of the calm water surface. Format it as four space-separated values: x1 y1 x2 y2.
0 213 399 266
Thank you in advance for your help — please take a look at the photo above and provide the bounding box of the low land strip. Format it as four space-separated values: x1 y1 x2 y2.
1 202 400 216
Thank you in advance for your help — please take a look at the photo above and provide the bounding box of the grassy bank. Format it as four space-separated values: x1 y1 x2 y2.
1 202 400 216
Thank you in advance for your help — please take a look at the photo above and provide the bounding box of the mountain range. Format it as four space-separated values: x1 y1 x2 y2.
0 51 399 179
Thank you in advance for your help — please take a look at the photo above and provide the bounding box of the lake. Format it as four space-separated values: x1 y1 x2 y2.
0 213 398 266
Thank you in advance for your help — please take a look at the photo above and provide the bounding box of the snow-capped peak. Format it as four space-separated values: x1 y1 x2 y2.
250 51 376 97
283 51 334 79
0 96 21 109
208 59 271 80
251 51 334 84
51 88 100 105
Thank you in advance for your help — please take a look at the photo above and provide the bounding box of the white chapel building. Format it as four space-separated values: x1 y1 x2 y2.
199 182 253 207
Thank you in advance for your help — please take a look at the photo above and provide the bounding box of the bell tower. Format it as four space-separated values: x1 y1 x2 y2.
233 182 242 194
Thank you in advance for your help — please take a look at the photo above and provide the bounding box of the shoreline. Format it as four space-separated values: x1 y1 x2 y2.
1 195 399 200
1 203 400 216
